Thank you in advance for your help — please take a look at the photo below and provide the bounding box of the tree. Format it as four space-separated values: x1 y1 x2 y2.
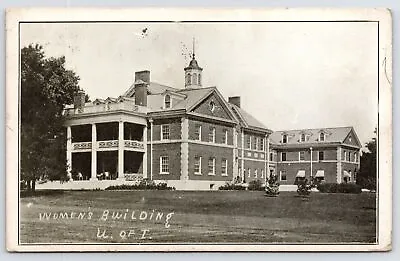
356 129 377 190
21 44 81 191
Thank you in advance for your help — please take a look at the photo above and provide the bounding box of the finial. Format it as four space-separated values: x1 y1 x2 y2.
192 37 195 59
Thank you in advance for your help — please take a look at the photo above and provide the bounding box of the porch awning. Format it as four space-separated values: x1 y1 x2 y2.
315 170 325 178
296 170 306 178
343 170 351 178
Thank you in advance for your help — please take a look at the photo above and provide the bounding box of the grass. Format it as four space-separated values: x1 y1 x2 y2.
20 190 376 244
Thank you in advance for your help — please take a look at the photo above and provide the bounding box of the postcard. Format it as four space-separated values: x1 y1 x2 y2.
5 8 392 252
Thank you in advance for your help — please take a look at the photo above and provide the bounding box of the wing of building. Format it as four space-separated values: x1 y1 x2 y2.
63 53 361 190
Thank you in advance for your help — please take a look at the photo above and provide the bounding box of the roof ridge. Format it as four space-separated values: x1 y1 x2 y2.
274 126 353 133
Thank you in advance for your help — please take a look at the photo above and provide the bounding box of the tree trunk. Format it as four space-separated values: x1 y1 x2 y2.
31 180 36 191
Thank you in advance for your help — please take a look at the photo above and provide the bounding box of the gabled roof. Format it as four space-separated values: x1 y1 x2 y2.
123 82 179 97
270 126 360 147
230 103 272 133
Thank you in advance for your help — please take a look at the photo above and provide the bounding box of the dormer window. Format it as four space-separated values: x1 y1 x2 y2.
164 94 171 109
282 134 288 144
319 132 325 142
300 133 306 142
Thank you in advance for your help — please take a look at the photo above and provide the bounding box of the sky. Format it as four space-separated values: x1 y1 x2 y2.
20 22 378 147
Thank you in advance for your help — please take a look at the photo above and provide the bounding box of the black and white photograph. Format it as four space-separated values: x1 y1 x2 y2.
5 8 392 252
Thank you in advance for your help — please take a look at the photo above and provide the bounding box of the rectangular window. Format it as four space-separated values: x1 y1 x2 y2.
254 169 258 178
253 137 258 150
222 129 228 144
194 156 202 174
208 127 216 143
261 170 264 178
281 152 287 162
354 152 358 163
248 168 251 178
161 125 170 140
318 151 324 161
221 159 228 176
343 151 347 161
160 156 169 174
260 138 265 151
280 171 287 181
246 136 251 149
347 152 351 162
208 158 215 175
299 151 305 161
300 133 306 142
194 125 202 141
270 152 273 161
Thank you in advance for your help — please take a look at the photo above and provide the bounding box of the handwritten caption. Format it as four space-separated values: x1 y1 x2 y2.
38 209 174 241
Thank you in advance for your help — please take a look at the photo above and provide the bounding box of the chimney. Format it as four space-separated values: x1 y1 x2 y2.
74 90 86 112
134 70 150 106
228 96 241 108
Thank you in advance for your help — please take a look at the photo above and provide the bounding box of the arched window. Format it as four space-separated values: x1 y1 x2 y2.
319 132 325 142
185 74 191 85
193 73 198 85
164 94 171 109
198 74 202 85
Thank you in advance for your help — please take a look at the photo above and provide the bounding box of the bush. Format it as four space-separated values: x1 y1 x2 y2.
265 174 280 196
105 180 175 191
296 178 314 196
248 180 264 191
317 183 362 194
218 182 246 190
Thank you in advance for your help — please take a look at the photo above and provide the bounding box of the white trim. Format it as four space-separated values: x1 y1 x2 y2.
161 124 170 140
189 140 234 149
238 157 265 162
152 139 181 144
194 156 202 175
221 158 228 176
278 160 338 163
208 157 216 175
298 151 305 161
223 129 228 145
195 124 202 141
159 156 170 174
208 127 216 143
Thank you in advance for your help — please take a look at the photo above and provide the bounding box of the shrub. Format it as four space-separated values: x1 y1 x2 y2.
218 182 246 190
317 183 362 194
248 180 264 191
265 174 280 196
105 180 175 191
296 178 314 196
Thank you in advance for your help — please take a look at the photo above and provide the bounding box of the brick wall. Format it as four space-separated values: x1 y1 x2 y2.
342 162 359 183
188 119 233 145
276 147 337 162
243 160 266 183
150 118 181 141
276 162 337 184
188 143 233 181
150 143 181 180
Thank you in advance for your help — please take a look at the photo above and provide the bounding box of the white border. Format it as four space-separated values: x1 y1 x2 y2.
5 8 392 252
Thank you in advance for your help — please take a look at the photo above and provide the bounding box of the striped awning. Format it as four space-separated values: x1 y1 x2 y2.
343 170 351 178
315 170 325 178
296 170 306 178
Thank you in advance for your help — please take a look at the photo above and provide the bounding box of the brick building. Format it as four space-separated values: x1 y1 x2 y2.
269 128 361 185
64 53 361 190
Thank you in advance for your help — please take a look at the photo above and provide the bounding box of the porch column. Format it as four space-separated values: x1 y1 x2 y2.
66 126 72 181
90 123 97 181
118 121 124 180
142 124 148 179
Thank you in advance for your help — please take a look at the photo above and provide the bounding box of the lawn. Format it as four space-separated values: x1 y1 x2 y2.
19 190 377 244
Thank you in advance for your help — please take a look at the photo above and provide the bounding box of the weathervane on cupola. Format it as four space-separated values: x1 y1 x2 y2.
184 37 203 89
